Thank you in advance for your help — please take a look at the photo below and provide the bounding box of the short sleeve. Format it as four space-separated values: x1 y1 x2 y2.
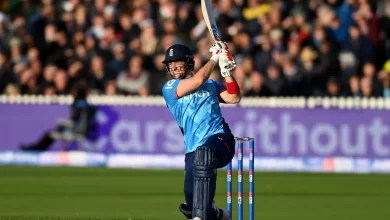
162 79 181 106
212 80 226 93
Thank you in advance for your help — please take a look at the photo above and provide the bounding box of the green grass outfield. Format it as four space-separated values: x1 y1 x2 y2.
1 166 390 220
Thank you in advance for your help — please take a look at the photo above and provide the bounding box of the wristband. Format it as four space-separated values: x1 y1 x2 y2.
226 80 239 94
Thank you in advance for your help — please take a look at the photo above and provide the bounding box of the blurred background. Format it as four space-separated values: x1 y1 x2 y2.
1 1 390 220
1 0 390 97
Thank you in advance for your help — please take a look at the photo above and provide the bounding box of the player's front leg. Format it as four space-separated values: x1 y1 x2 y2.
192 146 218 220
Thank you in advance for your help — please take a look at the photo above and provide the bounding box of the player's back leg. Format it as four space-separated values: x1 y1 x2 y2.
180 201 230 220
184 152 195 210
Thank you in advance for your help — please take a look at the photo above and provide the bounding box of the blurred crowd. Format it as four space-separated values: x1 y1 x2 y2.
1 0 390 97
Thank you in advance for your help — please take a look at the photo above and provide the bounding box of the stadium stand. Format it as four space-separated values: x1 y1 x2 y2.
0 0 389 98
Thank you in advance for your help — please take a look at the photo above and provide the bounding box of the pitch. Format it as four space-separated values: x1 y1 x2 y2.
0 166 389 220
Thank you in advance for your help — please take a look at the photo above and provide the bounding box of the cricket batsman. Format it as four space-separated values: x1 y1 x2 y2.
162 41 240 220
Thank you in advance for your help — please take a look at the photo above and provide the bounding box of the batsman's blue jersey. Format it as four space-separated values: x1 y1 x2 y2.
162 79 232 154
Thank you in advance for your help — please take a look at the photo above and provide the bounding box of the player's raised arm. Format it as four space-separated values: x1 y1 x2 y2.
218 74 241 104
217 46 241 104
162 43 233 99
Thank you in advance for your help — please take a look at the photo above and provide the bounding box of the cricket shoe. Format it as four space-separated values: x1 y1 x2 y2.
179 203 192 220
179 202 231 220
212 201 231 220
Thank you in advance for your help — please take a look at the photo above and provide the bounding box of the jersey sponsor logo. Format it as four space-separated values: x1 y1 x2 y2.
183 89 210 100
165 80 176 89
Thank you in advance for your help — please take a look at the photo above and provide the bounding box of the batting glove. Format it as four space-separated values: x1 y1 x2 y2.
219 50 236 77
209 41 230 63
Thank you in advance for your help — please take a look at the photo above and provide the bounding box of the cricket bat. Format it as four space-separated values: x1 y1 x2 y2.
201 0 221 41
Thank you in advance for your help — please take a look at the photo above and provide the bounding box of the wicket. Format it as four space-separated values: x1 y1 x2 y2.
227 137 255 220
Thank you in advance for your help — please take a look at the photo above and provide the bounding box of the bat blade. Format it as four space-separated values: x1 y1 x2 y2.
201 0 221 41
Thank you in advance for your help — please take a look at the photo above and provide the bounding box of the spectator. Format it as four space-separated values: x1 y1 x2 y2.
244 71 271 97
87 55 108 93
108 42 127 78
116 54 150 96
19 68 37 95
362 61 382 95
0 50 16 93
265 64 285 96
4 83 20 96
325 76 342 97
282 57 298 90
380 60 390 97
105 80 117 96
54 69 69 94
360 76 375 97
347 75 361 97
343 23 373 65
298 46 324 96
